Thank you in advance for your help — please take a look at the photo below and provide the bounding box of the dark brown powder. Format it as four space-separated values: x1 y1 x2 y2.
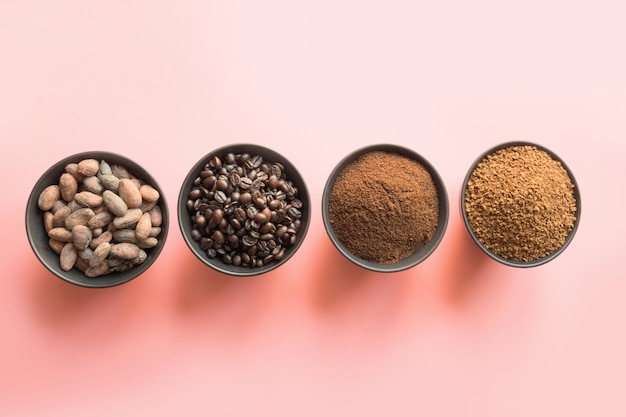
328 151 439 264
464 145 577 262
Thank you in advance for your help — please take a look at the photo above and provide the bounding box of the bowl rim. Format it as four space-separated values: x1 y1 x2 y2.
321 143 449 273
25 150 169 288
460 140 582 268
177 143 311 277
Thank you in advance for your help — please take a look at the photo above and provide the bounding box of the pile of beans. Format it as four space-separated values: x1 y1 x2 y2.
37 158 164 277
185 152 304 268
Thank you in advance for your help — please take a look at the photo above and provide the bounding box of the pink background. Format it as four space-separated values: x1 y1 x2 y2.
2 1 625 416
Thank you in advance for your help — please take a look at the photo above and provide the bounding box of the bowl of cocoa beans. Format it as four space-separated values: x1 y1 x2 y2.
178 144 310 276
26 151 169 288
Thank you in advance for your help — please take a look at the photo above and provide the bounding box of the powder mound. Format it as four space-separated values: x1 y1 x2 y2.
464 145 577 262
328 151 439 264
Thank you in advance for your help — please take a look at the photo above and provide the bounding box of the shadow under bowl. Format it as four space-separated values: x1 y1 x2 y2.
177 143 311 277
460 141 582 267
321 143 449 273
25 151 169 288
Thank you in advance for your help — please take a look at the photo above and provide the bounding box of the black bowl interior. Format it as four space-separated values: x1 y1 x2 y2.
460 141 582 268
322 144 449 273
25 151 169 288
177 143 311 277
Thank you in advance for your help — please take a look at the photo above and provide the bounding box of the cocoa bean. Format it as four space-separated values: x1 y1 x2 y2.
113 208 142 229
135 212 152 241
38 185 60 211
86 261 110 278
99 160 112 176
111 164 130 179
137 237 158 249
48 227 73 242
65 207 95 230
149 205 163 227
52 205 71 228
112 229 138 243
82 176 103 194
71 225 92 250
48 238 65 254
102 190 127 216
110 242 140 260
77 158 99 176
140 184 160 203
88 211 113 229
100 174 120 192
43 211 54 233
90 242 111 267
74 191 103 208
90 230 113 249
118 179 142 208
60 243 78 271
59 173 78 202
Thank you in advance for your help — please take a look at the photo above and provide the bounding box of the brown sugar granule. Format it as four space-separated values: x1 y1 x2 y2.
464 145 577 262
328 151 439 264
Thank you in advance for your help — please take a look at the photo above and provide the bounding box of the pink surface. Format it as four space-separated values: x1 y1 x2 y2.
2 1 625 416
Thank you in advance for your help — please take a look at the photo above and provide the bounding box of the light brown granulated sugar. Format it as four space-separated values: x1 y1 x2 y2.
464 145 577 262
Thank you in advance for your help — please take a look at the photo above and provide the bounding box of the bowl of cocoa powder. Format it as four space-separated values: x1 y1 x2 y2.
178 143 311 277
322 144 449 273
461 141 581 267
26 151 169 288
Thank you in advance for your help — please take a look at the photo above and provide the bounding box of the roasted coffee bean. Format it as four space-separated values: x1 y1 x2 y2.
214 190 227 204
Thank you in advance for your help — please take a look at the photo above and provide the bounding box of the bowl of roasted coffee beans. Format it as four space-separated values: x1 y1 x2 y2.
26 151 169 288
461 141 581 267
322 144 449 273
178 144 311 276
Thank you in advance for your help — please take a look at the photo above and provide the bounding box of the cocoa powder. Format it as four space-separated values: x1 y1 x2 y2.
464 145 577 262
328 151 439 264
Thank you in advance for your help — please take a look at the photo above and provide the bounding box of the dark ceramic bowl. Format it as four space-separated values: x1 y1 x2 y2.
25 151 169 288
321 144 449 273
460 141 581 267
178 143 311 277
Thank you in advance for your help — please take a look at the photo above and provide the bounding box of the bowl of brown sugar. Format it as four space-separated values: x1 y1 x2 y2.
322 144 449 273
461 141 581 267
